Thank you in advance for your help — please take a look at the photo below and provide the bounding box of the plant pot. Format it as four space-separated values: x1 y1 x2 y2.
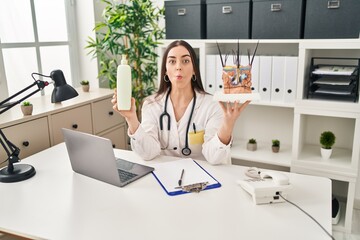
21 105 33 116
247 143 257 151
82 85 90 92
321 148 332 160
272 146 280 153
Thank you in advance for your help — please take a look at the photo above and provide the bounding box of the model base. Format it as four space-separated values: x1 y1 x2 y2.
213 91 261 102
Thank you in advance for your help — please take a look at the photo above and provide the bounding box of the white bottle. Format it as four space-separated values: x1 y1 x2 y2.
117 54 132 110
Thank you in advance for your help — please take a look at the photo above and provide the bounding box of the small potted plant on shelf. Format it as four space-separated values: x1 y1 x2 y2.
21 101 33 116
80 80 90 92
247 138 257 151
272 139 280 153
320 131 336 159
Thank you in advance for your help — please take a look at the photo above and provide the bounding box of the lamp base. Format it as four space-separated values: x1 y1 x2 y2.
0 164 36 183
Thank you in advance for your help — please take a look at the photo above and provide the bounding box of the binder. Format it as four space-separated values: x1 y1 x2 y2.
284 56 298 103
271 56 286 102
259 56 272 101
251 57 260 93
215 54 224 91
206 55 216 94
152 159 221 196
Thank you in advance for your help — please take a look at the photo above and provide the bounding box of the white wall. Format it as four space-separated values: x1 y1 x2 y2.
75 0 99 88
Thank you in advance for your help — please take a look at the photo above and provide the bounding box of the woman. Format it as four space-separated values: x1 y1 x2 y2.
112 40 250 164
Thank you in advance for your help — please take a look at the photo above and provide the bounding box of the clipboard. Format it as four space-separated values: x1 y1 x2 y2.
152 159 221 196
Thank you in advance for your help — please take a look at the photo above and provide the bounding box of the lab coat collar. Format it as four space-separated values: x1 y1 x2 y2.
158 89 204 111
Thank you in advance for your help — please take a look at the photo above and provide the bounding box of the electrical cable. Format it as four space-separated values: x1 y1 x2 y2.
244 167 262 179
244 167 335 239
278 193 335 240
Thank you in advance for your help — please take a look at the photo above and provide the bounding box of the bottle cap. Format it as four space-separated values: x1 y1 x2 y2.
121 54 128 65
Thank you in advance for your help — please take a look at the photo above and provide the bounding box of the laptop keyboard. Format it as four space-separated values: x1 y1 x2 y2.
118 169 138 182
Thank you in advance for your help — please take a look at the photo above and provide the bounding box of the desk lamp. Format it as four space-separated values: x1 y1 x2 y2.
0 70 78 183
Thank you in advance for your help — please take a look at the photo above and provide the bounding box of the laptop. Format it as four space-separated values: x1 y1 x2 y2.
62 128 154 187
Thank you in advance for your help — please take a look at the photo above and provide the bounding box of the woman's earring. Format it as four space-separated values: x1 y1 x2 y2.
192 74 197 82
164 75 170 82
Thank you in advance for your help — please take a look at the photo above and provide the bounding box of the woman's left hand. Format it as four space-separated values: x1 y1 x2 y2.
217 100 251 145
219 100 251 124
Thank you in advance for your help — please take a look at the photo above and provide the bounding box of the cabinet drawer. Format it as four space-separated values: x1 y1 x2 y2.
0 117 50 167
99 125 127 150
92 98 125 134
51 105 93 145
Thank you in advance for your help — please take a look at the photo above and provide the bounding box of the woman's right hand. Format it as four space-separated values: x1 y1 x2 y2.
111 89 140 134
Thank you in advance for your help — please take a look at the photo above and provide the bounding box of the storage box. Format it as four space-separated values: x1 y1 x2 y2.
165 0 206 39
304 0 360 39
206 0 251 39
252 0 305 39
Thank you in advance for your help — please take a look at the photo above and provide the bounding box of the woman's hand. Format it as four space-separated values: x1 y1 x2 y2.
217 100 251 145
219 100 251 124
111 89 140 134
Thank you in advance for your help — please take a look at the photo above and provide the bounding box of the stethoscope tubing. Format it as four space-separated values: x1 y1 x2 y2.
159 90 196 156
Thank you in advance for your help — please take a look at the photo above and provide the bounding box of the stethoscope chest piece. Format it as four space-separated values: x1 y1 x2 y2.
181 147 191 156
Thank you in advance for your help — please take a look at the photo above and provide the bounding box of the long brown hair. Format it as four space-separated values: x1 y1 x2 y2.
156 40 206 98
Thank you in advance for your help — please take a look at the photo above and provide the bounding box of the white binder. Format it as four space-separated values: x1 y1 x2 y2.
251 57 260 93
284 56 298 103
259 56 272 102
215 54 224 92
271 56 286 102
205 55 216 94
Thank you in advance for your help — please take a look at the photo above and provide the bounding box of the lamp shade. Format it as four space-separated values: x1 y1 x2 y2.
50 70 79 103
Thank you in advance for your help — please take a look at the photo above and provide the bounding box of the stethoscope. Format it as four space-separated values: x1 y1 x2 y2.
160 90 196 156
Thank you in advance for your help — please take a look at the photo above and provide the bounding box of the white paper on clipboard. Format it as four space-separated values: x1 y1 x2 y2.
152 159 221 196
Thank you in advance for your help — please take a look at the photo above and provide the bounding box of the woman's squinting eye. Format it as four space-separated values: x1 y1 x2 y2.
168 59 175 64
183 59 191 63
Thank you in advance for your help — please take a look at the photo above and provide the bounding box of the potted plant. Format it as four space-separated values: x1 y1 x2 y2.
320 131 336 159
21 101 33 116
86 0 165 119
80 80 90 92
247 138 257 151
272 139 280 153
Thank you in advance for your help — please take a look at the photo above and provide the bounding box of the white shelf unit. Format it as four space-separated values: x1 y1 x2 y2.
292 41 360 233
159 39 360 233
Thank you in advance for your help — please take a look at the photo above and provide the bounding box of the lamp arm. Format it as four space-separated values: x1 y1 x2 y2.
0 79 48 173
0 80 48 115
0 130 20 173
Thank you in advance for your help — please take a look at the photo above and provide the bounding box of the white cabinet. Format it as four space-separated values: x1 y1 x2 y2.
92 97 126 149
51 104 93 145
0 117 50 168
159 39 360 233
0 88 127 168
92 97 125 134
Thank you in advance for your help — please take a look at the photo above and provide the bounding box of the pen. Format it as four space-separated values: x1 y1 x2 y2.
178 169 185 187
193 123 196 134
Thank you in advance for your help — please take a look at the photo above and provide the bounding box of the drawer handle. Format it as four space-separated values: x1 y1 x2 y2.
177 8 186 16
108 111 114 116
219 85 223 89
275 88 280 93
271 3 282 12
328 0 340 9
72 124 78 129
263 87 267 92
22 141 30 147
287 89 292 94
222 6 232 14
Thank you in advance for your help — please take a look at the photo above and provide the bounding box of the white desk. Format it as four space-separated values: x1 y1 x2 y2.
0 143 332 240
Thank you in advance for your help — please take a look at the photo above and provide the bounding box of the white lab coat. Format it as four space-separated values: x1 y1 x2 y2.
129 91 232 165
